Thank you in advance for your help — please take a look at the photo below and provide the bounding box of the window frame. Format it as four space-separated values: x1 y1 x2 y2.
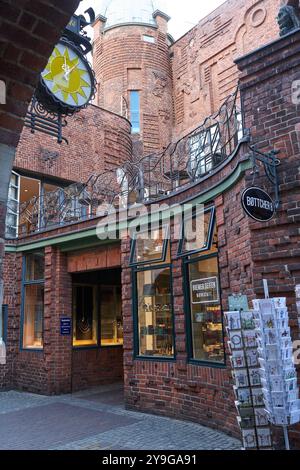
129 224 170 267
177 206 216 258
5 171 20 239
183 252 226 368
129 90 141 134
132 262 176 362
20 251 45 352
1 305 8 344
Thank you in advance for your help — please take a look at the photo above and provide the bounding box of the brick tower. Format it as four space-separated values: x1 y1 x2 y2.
92 0 174 155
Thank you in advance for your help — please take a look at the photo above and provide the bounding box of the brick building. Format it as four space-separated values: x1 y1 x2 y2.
1 0 300 447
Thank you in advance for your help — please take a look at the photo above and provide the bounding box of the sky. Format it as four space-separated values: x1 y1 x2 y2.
76 0 226 41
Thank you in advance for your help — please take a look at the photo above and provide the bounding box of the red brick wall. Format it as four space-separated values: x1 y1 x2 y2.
93 19 174 154
67 244 121 273
0 252 17 389
170 0 280 139
14 105 132 183
236 29 300 448
72 347 123 392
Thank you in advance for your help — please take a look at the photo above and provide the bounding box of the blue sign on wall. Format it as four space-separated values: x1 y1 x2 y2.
60 317 72 336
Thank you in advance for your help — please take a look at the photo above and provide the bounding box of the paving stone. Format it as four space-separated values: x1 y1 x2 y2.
0 388 241 450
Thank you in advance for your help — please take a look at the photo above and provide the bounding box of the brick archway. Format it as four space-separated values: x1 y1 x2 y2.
0 0 81 306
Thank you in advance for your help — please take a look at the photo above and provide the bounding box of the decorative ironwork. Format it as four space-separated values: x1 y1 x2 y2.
18 88 244 236
248 144 281 210
24 96 68 144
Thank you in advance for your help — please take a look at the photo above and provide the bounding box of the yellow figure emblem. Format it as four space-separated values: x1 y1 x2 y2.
41 43 92 107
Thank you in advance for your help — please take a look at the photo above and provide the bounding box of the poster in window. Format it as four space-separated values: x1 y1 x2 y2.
191 276 219 304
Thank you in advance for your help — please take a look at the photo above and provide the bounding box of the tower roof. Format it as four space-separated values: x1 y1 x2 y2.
101 0 168 30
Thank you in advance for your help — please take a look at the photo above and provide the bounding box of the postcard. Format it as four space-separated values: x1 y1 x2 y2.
243 331 257 348
225 311 241 330
254 408 269 427
252 388 265 407
264 328 278 345
237 414 255 429
242 429 257 449
229 331 243 350
270 376 284 392
271 391 285 408
285 378 298 392
240 311 255 330
234 369 249 388
249 368 261 386
231 350 246 368
236 387 252 407
257 428 272 448
272 407 289 425
246 349 259 367
273 298 286 309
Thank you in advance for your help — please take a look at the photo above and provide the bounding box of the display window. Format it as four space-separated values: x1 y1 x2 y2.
135 267 174 358
130 225 169 266
131 225 175 359
183 214 226 365
100 285 123 346
21 251 45 350
1 305 8 343
73 285 98 347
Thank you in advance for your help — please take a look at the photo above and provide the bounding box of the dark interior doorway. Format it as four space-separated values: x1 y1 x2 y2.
71 268 124 392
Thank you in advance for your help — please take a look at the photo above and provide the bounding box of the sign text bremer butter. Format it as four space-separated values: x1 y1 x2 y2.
241 187 275 222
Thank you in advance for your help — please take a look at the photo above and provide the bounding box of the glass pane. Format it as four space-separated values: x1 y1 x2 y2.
73 285 98 347
188 256 225 363
23 284 44 349
25 252 45 281
130 91 140 133
101 285 123 346
137 267 174 358
5 224 17 239
133 226 168 264
8 185 18 200
182 209 213 254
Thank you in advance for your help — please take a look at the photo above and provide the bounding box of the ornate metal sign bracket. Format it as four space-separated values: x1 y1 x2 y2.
248 144 281 210
25 96 68 144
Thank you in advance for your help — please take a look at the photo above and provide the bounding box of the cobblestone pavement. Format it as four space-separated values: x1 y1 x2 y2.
0 384 241 450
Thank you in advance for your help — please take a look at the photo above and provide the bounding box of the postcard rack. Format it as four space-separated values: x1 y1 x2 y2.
225 308 273 450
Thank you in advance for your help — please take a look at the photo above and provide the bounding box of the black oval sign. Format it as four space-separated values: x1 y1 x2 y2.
241 187 275 222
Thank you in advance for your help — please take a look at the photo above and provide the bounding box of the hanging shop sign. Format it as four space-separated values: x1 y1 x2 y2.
191 276 219 304
36 37 96 116
241 187 275 222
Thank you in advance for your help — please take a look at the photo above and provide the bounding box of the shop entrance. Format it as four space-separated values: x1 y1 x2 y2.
71 267 124 392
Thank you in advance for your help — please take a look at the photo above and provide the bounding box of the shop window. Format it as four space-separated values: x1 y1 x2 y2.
178 207 215 256
5 171 20 239
130 91 140 133
22 251 45 350
100 286 123 346
1 305 8 343
5 172 65 238
130 225 169 266
184 218 225 365
132 226 175 359
72 285 98 347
